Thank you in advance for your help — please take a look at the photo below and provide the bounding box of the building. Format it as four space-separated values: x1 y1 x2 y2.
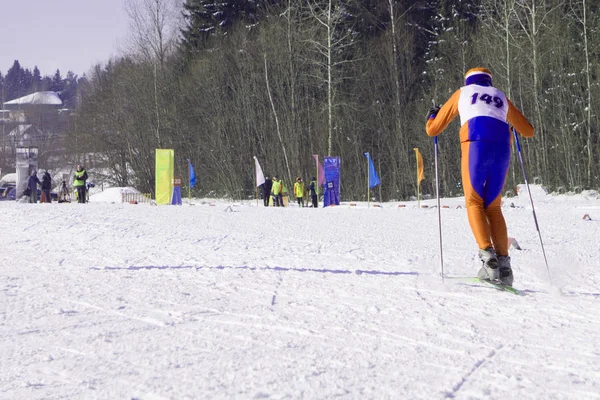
1 91 69 173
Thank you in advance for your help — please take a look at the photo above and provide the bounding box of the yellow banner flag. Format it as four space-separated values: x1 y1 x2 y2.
155 149 174 205
413 148 424 184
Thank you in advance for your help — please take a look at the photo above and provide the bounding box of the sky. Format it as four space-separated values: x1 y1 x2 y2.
0 0 130 78
1 186 599 398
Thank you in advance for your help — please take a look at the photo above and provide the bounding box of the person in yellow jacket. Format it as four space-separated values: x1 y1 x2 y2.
271 176 283 207
73 164 89 204
294 177 305 207
425 67 534 286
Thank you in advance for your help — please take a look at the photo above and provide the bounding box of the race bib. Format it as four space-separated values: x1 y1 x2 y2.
457 85 508 126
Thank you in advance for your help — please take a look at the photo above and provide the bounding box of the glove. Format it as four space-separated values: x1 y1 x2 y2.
427 105 441 119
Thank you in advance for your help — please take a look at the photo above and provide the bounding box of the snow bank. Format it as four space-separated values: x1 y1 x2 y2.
88 186 141 203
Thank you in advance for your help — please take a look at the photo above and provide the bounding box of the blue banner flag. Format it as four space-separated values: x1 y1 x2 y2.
188 160 196 188
324 156 341 207
364 153 380 188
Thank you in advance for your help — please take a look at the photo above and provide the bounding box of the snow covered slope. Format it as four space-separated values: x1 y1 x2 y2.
1 188 599 399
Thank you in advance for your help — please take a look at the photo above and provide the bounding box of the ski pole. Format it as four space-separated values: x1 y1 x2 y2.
434 136 445 281
512 127 552 284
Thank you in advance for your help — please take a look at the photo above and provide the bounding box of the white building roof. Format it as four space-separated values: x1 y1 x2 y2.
4 91 63 106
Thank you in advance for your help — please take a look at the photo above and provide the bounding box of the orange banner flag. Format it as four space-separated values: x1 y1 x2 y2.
413 148 424 184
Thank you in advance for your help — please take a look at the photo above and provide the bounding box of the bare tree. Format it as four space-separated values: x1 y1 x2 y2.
569 0 594 187
123 0 182 67
306 0 359 156
513 0 564 175
264 53 293 183
123 0 183 148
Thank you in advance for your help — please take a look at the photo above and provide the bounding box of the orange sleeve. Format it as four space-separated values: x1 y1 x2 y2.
506 99 534 138
426 90 461 137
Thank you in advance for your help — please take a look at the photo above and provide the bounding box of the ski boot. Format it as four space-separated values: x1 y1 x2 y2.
497 255 513 286
477 247 499 281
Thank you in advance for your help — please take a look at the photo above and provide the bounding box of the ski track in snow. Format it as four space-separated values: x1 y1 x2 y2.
1 191 599 399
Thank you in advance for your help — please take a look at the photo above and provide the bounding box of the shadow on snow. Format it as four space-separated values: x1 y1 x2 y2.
91 264 419 277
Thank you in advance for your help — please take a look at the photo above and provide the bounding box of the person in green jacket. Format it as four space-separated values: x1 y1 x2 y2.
271 176 282 207
73 164 88 203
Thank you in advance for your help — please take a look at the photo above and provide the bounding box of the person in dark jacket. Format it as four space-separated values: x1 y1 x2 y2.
73 164 88 203
262 177 273 207
27 170 41 203
309 177 318 208
41 170 52 203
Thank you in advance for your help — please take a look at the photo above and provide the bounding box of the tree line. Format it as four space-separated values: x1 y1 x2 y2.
69 0 600 200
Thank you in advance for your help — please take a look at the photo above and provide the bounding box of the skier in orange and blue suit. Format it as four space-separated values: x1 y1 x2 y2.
425 67 534 285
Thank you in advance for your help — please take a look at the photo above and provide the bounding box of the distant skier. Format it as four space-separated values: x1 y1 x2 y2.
425 67 534 285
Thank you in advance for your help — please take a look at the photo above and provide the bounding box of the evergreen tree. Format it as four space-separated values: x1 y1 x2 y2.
180 0 262 55
180 0 207 53
42 75 53 91
5 60 25 100
22 68 33 95
50 69 64 92
60 71 79 108
31 66 43 92
0 72 5 105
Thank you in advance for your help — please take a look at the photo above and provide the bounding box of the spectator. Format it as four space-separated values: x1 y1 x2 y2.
309 177 318 208
271 176 282 207
27 170 41 203
262 177 273 207
41 170 52 203
73 164 88 203
294 177 305 207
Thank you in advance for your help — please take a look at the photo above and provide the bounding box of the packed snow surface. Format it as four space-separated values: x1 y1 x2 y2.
1 187 599 399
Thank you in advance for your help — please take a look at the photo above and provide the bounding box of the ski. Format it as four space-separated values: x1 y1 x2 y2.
471 278 522 295
444 276 523 296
